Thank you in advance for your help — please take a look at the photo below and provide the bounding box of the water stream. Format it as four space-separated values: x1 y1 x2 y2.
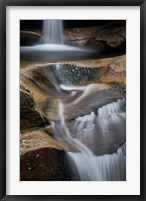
52 98 126 181
41 20 64 44
21 20 126 181
21 63 126 180
20 20 103 60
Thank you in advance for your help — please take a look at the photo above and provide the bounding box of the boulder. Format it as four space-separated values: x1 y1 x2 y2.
20 130 72 181
59 55 126 84
65 21 126 53
20 55 126 121
20 110 46 130
63 83 125 120
20 83 46 130
20 31 41 46
21 55 125 86
20 88 35 113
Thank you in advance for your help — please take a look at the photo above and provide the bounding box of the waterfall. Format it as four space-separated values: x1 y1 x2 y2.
53 99 126 181
20 20 100 60
22 65 126 180
98 99 126 117
68 144 126 181
53 102 101 181
42 20 64 44
74 99 126 141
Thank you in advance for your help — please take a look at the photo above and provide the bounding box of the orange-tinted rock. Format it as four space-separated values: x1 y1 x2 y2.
20 110 46 130
20 88 35 113
20 55 125 121
20 84 46 130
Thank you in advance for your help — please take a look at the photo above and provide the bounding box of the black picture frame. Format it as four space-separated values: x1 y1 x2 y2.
0 0 145 200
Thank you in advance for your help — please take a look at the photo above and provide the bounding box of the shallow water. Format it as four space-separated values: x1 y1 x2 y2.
20 44 102 60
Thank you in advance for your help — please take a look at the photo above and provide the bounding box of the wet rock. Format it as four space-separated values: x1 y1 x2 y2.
59 55 126 84
20 130 65 155
20 55 125 121
20 130 72 181
100 54 126 83
65 21 126 53
20 88 35 113
20 148 71 181
20 83 46 130
21 63 107 87
64 83 125 120
21 55 126 85
20 31 41 46
20 110 46 130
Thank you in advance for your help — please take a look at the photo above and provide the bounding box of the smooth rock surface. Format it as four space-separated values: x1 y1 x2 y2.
20 84 46 130
65 21 126 52
20 130 72 181
20 31 41 46
20 55 125 120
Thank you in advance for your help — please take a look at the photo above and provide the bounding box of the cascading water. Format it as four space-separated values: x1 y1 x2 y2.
53 99 126 181
53 101 102 181
42 20 64 44
20 20 103 60
20 19 126 180
21 64 126 181
98 99 126 117
68 144 126 181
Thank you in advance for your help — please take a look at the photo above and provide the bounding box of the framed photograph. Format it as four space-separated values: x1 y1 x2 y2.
0 0 145 200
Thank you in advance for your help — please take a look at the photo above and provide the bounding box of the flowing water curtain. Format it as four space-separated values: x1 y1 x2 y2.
68 144 126 181
52 100 126 181
42 20 64 44
20 20 99 60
